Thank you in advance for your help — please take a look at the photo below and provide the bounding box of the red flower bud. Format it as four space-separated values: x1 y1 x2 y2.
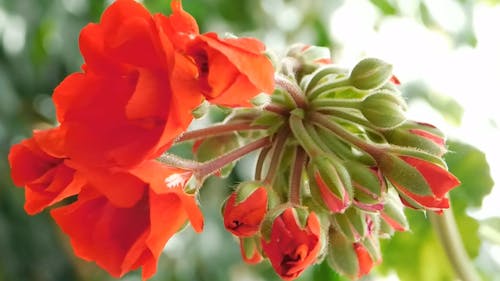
223 185 268 237
308 157 352 213
8 128 84 214
395 156 460 211
262 208 321 281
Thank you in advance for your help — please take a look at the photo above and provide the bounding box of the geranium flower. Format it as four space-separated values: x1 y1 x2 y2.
51 161 203 280
54 0 202 168
8 128 84 214
261 208 321 280
160 0 275 107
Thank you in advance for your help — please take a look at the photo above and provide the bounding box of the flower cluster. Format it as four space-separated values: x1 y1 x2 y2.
8 0 273 279
8 1 461 281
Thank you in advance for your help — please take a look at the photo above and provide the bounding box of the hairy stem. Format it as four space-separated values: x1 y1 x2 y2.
176 122 266 143
275 74 307 108
429 208 481 281
196 137 272 179
289 147 307 205
263 128 290 185
255 146 271 181
309 112 382 157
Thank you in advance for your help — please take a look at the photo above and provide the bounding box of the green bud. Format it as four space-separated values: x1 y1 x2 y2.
286 43 332 65
332 208 368 242
360 92 406 129
349 58 393 90
376 152 433 196
327 228 359 278
384 121 446 156
344 161 385 206
380 190 409 233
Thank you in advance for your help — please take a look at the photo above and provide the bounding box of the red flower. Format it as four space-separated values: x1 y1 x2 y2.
393 156 460 211
51 161 203 280
223 186 267 237
261 208 321 281
54 0 202 168
8 128 84 214
161 0 275 107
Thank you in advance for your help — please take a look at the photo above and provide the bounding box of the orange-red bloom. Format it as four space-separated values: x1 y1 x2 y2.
8 128 84 215
54 0 202 168
394 156 460 211
51 161 203 280
261 208 321 280
223 186 267 237
161 0 275 107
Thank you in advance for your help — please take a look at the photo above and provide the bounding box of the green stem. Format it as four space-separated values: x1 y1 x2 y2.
255 146 271 180
317 107 378 131
175 122 266 142
158 153 199 170
264 104 289 116
304 65 349 94
289 114 323 158
308 78 351 100
310 99 362 109
263 128 290 185
309 112 382 157
429 208 481 281
196 137 271 179
289 147 306 205
275 74 307 108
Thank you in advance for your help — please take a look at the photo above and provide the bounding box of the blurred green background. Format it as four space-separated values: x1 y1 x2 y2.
1 0 499 280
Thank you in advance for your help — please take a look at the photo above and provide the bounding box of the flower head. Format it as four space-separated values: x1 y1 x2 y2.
261 208 321 280
51 161 203 280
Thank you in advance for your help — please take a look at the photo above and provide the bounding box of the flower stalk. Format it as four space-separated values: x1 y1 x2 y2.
429 208 481 281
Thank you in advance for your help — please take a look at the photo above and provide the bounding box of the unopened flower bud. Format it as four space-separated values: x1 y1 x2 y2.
384 121 446 156
223 182 268 237
332 208 369 242
239 237 263 264
360 92 406 129
193 132 240 177
349 58 393 90
380 190 409 233
327 229 378 279
261 207 321 281
377 153 460 212
286 43 332 65
308 156 352 213
344 161 386 211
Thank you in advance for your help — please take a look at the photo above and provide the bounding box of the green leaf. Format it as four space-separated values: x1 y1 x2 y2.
445 140 494 208
369 0 397 15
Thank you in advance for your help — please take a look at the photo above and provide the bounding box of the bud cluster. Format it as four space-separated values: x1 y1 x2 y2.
207 44 460 280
